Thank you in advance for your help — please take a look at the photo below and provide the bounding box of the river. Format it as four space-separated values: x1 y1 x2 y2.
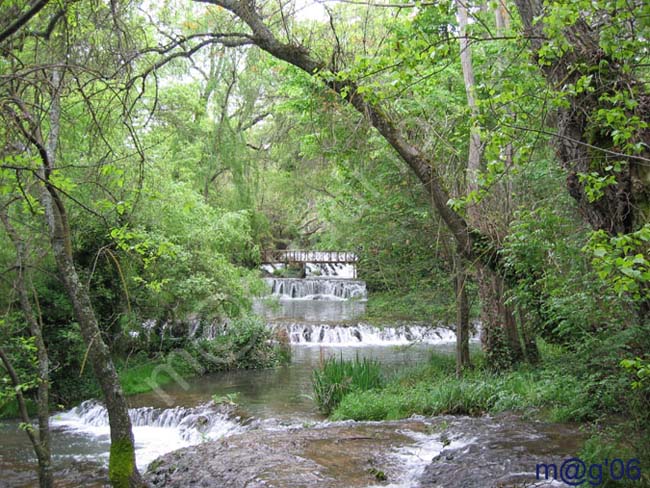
0 270 461 486
0 268 582 487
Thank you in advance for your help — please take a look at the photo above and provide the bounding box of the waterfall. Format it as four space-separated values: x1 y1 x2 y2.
51 400 243 468
305 262 356 278
270 323 457 346
261 262 356 279
257 254 464 342
264 277 367 300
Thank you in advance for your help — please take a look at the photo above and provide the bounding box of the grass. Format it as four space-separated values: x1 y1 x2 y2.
118 361 178 396
362 290 451 324
362 289 479 325
117 316 292 397
312 354 383 414
328 344 603 423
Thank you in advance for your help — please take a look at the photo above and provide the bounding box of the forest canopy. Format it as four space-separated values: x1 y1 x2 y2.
0 0 649 486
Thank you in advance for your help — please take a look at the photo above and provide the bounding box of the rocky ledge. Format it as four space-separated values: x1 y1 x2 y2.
145 414 583 487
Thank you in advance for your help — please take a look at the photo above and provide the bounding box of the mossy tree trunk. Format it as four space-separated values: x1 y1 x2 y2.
514 0 650 320
454 254 471 377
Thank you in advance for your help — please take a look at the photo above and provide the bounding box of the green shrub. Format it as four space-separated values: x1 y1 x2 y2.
114 316 290 397
312 355 383 414
0 398 37 420
332 376 497 420
579 432 650 487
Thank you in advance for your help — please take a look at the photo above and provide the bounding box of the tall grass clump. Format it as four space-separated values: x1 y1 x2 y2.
330 347 606 422
312 355 383 414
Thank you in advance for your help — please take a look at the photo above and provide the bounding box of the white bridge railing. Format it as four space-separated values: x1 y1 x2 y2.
261 250 358 264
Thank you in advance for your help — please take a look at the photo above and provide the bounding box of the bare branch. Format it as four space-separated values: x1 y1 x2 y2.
127 33 254 88
0 0 50 45
239 112 271 131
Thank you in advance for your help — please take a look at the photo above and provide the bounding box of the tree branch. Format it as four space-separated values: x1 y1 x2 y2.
0 347 40 449
194 0 482 262
0 0 50 45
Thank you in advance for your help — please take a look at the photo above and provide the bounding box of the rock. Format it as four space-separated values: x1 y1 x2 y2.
146 420 427 487
418 414 584 488
145 415 583 488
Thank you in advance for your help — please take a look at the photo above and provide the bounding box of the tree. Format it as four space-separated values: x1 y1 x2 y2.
511 0 650 319
0 198 52 487
0 3 147 485
191 0 527 367
456 0 523 366
514 0 650 237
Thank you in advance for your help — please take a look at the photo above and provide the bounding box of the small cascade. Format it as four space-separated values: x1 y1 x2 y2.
305 262 356 279
265 277 367 300
52 400 243 468
261 262 356 279
271 323 457 346
261 263 284 275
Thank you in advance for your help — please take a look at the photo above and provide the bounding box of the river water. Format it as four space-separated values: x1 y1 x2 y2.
0 271 461 486
0 343 455 487
0 270 583 487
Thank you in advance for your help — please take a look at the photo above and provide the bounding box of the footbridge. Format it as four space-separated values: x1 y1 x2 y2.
261 250 359 279
261 250 358 264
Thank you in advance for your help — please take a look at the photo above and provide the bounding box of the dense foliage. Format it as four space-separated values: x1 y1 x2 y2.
0 0 649 485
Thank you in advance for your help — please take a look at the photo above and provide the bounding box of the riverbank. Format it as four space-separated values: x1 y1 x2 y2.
324 344 650 486
139 339 648 487
330 345 585 422
117 317 293 397
361 290 457 325
0 317 291 419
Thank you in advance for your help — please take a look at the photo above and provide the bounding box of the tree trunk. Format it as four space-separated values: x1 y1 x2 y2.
477 265 523 367
0 209 53 488
494 0 510 31
0 347 55 485
454 254 471 377
456 0 523 367
514 0 650 235
517 308 540 364
513 0 650 322
36 70 144 488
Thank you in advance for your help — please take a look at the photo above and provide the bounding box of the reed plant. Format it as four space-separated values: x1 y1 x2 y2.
312 354 383 414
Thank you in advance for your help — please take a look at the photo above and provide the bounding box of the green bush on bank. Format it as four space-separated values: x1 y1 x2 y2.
1 316 289 419
118 361 176 396
0 398 37 420
114 316 290 397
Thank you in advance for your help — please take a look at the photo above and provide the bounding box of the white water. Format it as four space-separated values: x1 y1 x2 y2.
273 323 457 346
51 400 242 469
2 254 471 485
265 277 367 300
261 262 357 279
376 431 474 488
261 260 466 346
261 263 284 275
305 262 356 279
